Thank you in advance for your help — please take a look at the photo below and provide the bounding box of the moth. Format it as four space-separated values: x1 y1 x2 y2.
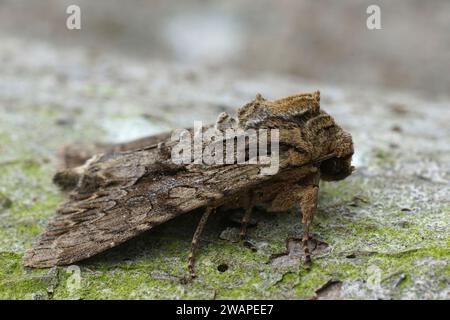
24 91 354 278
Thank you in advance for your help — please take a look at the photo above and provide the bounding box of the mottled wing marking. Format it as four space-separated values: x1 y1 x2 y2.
24 149 271 267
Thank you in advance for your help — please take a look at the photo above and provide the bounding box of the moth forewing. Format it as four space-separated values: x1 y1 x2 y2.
170 128 193 165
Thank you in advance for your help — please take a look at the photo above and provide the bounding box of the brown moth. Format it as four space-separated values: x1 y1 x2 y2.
24 91 354 278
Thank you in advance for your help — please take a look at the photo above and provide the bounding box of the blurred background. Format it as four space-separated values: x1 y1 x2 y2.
0 0 449 98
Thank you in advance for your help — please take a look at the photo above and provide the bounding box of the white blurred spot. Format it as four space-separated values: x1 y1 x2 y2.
164 12 243 65
101 118 167 143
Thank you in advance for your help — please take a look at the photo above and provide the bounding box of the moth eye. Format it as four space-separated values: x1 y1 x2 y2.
320 157 343 176
334 159 342 171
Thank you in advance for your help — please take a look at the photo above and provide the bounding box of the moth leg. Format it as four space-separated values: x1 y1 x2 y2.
239 192 255 241
299 173 320 267
239 206 253 241
188 207 214 278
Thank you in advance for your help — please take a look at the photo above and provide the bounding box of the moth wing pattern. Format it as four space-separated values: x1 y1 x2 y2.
23 144 272 267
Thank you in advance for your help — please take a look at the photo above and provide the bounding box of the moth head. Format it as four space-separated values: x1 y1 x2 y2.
320 124 355 180
320 154 355 181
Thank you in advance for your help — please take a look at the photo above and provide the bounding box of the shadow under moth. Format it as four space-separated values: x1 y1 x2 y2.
24 91 354 278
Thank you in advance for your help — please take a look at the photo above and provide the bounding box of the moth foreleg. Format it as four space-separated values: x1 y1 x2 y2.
188 207 214 278
298 173 320 267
